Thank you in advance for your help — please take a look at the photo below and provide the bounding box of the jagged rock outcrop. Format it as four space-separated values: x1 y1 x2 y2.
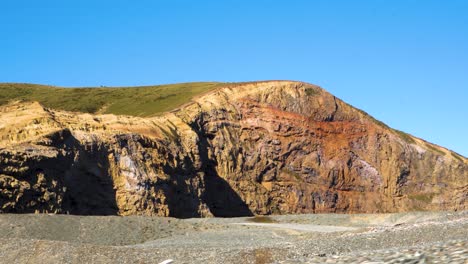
0 81 466 217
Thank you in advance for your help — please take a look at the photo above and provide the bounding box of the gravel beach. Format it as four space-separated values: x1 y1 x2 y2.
0 211 466 263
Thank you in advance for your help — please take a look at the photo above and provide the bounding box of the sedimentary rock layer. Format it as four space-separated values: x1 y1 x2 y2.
0 81 466 217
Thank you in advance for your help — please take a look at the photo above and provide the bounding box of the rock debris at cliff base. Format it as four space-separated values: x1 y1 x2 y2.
0 211 466 263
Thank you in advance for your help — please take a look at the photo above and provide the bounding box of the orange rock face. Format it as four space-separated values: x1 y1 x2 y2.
0 81 466 217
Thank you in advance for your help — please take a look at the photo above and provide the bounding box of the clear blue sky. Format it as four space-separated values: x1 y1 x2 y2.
1 0 467 156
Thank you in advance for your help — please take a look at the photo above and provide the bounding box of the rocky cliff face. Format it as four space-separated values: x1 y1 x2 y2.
0 81 466 217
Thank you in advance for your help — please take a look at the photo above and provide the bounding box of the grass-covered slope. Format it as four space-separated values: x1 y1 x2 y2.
0 82 224 117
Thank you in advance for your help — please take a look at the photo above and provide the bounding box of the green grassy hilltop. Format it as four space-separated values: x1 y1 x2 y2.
0 82 224 117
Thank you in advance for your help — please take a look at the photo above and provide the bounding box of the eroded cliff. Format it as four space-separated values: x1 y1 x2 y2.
0 81 466 217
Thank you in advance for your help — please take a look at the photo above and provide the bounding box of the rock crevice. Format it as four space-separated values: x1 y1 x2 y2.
0 81 466 216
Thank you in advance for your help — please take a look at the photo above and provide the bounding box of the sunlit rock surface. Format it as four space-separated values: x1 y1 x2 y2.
0 81 466 217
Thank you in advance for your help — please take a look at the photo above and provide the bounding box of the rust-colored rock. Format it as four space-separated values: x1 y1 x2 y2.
0 81 466 217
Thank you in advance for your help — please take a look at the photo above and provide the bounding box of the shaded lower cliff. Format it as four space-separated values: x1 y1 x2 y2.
0 81 466 217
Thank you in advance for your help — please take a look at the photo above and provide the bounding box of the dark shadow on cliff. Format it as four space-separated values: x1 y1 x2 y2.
0 129 119 215
159 154 205 218
45 129 119 215
190 117 253 217
202 166 254 217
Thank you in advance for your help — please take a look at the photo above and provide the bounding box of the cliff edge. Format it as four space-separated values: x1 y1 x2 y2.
0 81 466 217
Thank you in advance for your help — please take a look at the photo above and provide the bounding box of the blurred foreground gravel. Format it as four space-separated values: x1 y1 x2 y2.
0 211 466 263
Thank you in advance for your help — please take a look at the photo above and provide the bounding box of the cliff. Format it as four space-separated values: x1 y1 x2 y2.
0 81 466 217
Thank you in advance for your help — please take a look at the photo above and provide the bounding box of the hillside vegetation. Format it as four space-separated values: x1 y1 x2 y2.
0 82 224 117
